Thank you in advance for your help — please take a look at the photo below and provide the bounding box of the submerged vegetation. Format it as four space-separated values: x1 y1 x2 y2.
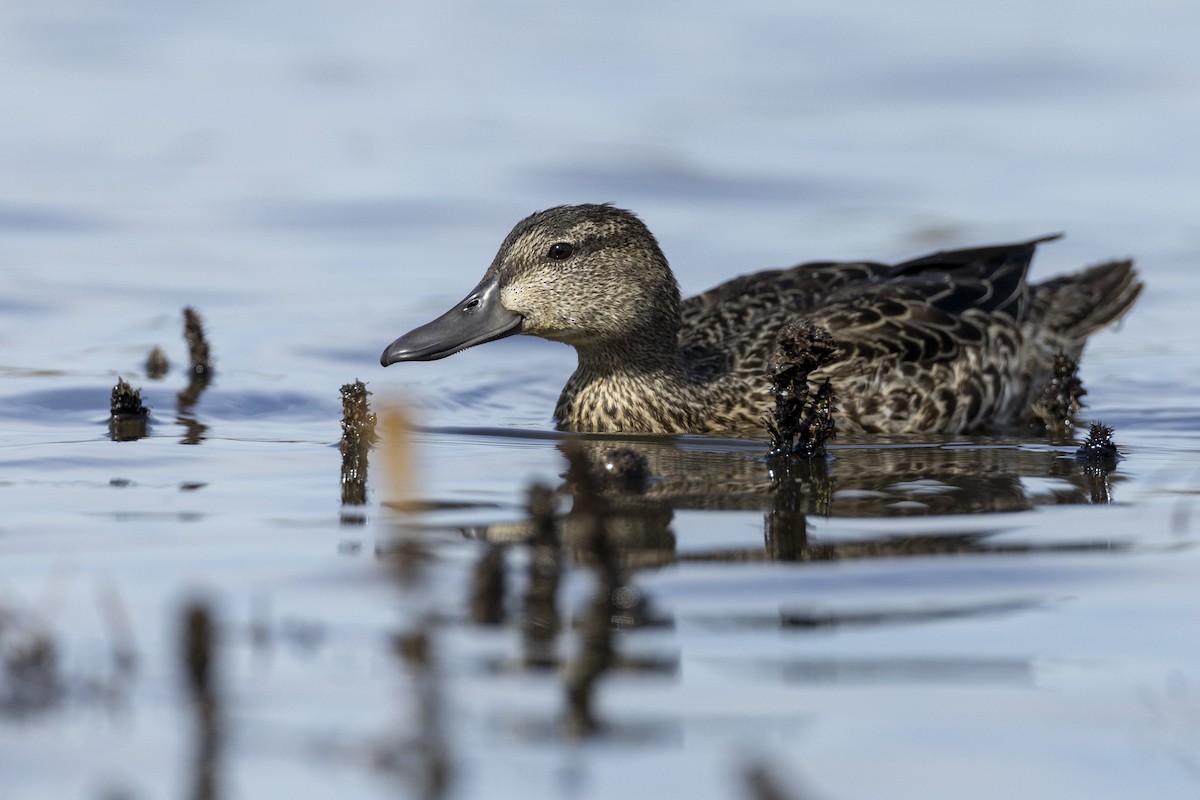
765 320 840 460
109 377 150 441
182 306 214 380
98 307 217 443
1076 420 1120 465
1075 421 1121 504
340 380 378 511
177 307 214 421
145 346 170 380
1031 352 1087 439
105 306 218 443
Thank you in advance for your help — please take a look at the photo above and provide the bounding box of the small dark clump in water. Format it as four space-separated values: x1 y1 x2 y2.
111 377 148 418
145 346 169 380
1074 420 1120 504
1032 352 1086 438
339 380 377 507
766 321 839 459
1075 420 1119 466
183 307 213 378
109 377 150 441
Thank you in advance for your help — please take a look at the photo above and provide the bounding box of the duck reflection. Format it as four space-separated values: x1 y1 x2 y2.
463 431 1123 568
453 430 1123 738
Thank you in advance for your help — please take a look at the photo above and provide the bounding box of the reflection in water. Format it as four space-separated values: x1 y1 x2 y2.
521 484 561 669
558 441 662 736
180 600 221 800
382 403 1141 748
469 544 506 626
176 374 211 444
464 432 1126 565
690 597 1044 633
765 457 830 561
743 760 807 800
778 656 1034 685
0 604 63 716
450 430 1131 739
462 445 676 737
375 405 455 799
782 598 1042 629
389 627 452 800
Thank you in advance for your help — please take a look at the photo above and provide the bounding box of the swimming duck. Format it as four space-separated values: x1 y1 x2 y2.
380 204 1141 435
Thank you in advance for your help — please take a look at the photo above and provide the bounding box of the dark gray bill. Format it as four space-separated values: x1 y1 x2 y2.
380 275 522 365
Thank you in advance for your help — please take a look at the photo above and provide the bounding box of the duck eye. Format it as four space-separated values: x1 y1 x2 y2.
547 242 573 261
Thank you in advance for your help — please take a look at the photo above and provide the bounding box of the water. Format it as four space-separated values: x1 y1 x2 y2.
2 1 1200 798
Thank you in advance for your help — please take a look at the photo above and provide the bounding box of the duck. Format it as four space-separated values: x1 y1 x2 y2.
380 204 1142 436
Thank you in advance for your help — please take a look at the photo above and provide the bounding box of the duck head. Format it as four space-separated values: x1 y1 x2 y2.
380 204 682 365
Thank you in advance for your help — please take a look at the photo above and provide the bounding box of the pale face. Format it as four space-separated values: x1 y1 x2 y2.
485 207 680 348
380 204 680 366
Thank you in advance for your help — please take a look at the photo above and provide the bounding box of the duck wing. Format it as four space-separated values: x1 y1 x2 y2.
809 279 998 364
812 237 1057 363
681 236 1057 364
680 261 891 352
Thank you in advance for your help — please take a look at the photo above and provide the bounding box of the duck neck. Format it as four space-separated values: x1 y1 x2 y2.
573 333 686 380
555 334 706 433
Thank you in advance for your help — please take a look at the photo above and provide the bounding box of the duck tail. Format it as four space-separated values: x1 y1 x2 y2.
1029 258 1143 342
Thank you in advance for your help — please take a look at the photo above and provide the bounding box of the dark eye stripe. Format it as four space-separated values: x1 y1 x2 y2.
547 242 573 260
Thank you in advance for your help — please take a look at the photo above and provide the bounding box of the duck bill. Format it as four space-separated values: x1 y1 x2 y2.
380 275 523 365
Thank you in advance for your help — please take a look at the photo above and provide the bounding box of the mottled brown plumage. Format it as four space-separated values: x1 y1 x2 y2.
380 204 1142 436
